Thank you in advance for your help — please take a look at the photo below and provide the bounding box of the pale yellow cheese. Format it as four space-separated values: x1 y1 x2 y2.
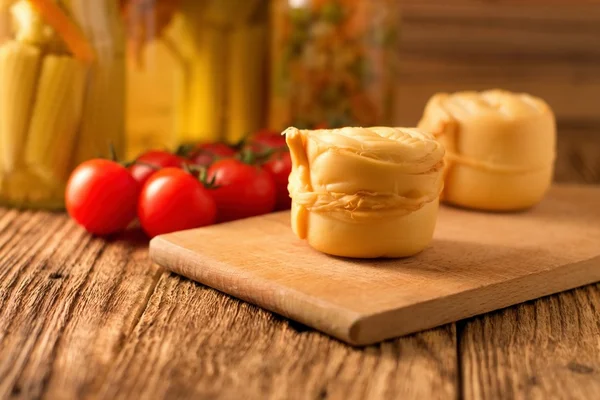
285 126 445 258
417 89 556 211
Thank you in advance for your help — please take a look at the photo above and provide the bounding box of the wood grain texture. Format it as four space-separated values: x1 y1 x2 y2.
150 185 600 345
0 214 161 399
98 273 457 400
460 284 600 400
0 129 597 399
395 1 600 127
0 0 598 392
0 214 459 400
459 128 600 400
555 128 600 184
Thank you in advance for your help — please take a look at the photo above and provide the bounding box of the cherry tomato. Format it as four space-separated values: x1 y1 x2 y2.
250 129 286 151
263 151 292 210
129 150 186 187
66 159 140 235
196 142 236 156
190 143 236 167
138 168 217 237
208 159 276 222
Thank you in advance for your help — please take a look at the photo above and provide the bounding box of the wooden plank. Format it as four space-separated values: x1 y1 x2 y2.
0 131 594 399
402 0 599 7
460 284 600 399
555 128 600 184
459 127 600 399
398 56 600 82
400 1 600 57
0 213 161 399
394 56 600 125
98 273 458 400
395 0 600 127
394 78 600 126
401 1 600 25
150 185 600 345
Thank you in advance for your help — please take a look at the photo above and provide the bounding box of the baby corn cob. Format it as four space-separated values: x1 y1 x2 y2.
0 41 41 173
11 0 49 45
226 24 267 144
25 55 88 185
27 0 95 62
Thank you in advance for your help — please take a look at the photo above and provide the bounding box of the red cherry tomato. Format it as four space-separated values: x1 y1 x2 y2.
263 151 292 210
208 159 276 222
66 159 140 235
196 142 237 156
190 143 236 166
250 129 286 151
138 168 217 237
129 150 186 187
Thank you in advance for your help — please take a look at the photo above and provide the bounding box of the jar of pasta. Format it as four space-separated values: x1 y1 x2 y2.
0 0 125 209
270 0 400 130
122 0 270 158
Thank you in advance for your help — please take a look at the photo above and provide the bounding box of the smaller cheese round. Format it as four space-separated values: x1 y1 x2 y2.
285 126 445 258
418 89 556 211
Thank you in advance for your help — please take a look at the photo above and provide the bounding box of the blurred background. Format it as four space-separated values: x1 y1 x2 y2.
128 0 600 182
0 0 598 209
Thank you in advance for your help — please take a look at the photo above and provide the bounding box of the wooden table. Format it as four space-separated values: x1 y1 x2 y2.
1 129 599 400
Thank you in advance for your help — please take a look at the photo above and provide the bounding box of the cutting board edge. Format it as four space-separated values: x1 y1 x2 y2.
350 254 600 345
149 184 600 346
150 235 364 344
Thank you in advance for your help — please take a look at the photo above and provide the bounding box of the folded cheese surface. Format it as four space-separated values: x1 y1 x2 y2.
285 126 445 258
418 89 556 211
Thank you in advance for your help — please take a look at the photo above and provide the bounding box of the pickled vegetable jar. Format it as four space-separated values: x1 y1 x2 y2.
0 0 125 209
270 0 400 129
123 0 270 157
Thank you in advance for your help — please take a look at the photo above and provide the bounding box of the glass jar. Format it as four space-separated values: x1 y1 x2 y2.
123 1 270 158
0 0 125 209
270 0 400 130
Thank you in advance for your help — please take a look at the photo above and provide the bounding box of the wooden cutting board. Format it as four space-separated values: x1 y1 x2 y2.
149 184 600 346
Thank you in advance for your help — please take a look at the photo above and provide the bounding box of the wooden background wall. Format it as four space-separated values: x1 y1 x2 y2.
395 0 600 131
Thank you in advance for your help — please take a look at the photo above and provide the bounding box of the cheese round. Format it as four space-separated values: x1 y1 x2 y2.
417 89 556 211
285 126 445 258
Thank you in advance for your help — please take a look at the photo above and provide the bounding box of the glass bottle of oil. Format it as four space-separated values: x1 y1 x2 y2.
123 0 270 158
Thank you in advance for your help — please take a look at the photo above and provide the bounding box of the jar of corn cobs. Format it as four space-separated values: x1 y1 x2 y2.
0 0 125 209
123 0 270 158
270 0 400 130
